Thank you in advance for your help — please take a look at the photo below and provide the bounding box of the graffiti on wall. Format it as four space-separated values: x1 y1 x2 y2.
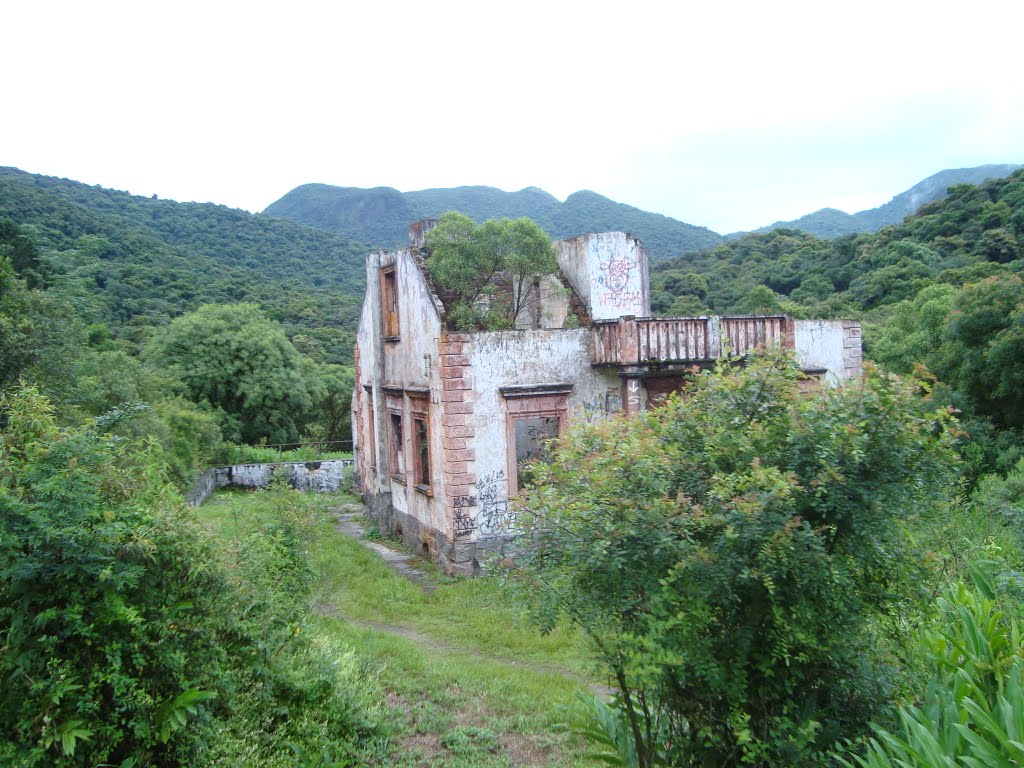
476 469 515 537
594 251 634 293
597 289 643 310
591 246 643 316
454 508 475 539
581 389 624 422
452 494 477 540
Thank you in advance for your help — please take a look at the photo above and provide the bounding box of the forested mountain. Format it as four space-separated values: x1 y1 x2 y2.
652 168 1024 315
265 165 1021 257
746 164 1022 239
0 167 368 364
264 182 724 259
652 167 1024 475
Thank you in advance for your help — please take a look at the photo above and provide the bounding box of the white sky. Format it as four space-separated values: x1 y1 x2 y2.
3 0 1022 233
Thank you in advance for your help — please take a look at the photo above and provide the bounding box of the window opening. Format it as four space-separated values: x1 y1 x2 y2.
513 415 559 488
386 392 404 482
409 395 431 493
502 386 570 496
381 267 399 339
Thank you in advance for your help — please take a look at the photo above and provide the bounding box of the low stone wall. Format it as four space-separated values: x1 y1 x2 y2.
185 468 217 507
187 459 356 505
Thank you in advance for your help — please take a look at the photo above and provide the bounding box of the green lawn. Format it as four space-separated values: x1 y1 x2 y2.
196 488 600 767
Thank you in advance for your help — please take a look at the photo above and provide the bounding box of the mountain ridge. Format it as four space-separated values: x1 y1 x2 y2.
265 164 1022 257
0 166 370 364
743 163 1023 239
264 183 723 259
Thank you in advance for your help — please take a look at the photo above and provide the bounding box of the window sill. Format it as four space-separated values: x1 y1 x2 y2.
414 484 432 496
390 473 406 484
383 335 400 343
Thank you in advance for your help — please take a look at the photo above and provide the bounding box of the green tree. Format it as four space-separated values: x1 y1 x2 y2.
735 283 784 314
517 356 958 767
944 275 1024 429
0 257 71 394
304 363 354 447
145 303 322 444
425 212 557 330
0 218 50 289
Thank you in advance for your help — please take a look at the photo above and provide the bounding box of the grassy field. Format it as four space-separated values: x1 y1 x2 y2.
196 488 601 767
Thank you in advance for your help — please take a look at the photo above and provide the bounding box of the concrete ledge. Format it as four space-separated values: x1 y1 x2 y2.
187 459 356 505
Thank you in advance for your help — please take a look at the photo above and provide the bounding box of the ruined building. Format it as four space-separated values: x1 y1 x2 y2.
352 222 862 574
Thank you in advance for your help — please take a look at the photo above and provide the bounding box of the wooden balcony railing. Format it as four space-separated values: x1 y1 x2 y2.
720 316 788 357
591 315 792 367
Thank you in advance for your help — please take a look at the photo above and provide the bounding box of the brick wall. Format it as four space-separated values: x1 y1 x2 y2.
439 333 477 544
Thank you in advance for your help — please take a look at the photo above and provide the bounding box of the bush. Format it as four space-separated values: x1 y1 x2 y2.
517 355 959 767
0 386 376 766
841 570 1024 767
0 386 225 765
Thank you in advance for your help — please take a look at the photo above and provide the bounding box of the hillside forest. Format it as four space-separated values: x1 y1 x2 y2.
3 164 1024 766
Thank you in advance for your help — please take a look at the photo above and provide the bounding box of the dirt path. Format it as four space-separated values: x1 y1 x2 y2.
333 504 436 592
328 503 615 699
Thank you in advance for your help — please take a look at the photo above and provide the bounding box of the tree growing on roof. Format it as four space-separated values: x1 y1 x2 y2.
425 212 558 330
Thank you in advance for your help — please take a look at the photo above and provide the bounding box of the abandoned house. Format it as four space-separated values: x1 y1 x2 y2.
352 221 863 574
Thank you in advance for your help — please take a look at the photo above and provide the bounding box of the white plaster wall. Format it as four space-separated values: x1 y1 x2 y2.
354 248 448 535
355 254 384 495
380 249 444 391
538 274 570 329
794 320 846 385
383 250 447 535
466 328 622 540
554 232 650 321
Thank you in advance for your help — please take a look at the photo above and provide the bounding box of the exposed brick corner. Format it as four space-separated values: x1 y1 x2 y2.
440 338 478 542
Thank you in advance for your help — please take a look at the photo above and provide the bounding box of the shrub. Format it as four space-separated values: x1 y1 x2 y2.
517 355 959 767
0 386 376 766
841 570 1024 767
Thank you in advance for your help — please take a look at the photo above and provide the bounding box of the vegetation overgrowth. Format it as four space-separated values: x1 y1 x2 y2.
0 167 365 366
425 212 560 330
0 391 378 767
0 210 354 485
517 355 961 766
197 488 596 767
652 168 1024 481
6 163 1024 766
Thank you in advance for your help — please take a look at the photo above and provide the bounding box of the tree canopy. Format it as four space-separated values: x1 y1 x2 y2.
145 303 322 444
425 212 558 330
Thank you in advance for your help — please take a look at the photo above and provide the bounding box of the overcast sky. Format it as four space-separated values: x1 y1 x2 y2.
3 1 1022 233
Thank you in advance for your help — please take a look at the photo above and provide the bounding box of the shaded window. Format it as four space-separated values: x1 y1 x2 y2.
381 266 399 339
410 395 431 493
512 415 560 490
386 392 404 482
389 412 404 480
502 387 570 496
362 387 374 473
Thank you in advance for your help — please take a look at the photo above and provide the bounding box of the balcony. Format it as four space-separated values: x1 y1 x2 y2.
591 315 794 368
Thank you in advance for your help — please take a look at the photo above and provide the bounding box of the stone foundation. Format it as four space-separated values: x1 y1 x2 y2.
366 495 521 576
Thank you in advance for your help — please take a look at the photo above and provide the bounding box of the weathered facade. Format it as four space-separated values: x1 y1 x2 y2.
352 222 862 574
